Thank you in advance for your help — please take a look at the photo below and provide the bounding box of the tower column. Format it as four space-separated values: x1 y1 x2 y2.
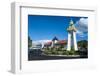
67 33 71 51
73 32 78 51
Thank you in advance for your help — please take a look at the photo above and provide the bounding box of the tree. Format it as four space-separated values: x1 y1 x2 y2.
28 36 32 48
77 40 88 51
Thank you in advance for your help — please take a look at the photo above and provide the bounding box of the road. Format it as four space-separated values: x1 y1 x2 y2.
28 49 88 60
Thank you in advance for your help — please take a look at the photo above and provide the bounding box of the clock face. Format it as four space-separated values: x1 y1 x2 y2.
28 15 88 61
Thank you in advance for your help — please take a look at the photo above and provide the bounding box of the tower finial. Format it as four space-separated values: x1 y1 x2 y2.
70 19 74 25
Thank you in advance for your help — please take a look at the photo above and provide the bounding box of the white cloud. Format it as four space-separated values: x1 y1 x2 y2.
76 30 85 37
32 40 51 45
76 30 83 35
75 18 88 33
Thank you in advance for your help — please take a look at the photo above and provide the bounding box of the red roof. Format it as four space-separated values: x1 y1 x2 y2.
44 41 52 45
44 40 67 45
58 40 67 44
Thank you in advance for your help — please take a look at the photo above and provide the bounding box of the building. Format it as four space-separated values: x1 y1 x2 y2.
31 42 42 50
44 37 67 49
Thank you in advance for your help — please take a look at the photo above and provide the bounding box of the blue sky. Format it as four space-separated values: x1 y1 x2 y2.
28 15 88 41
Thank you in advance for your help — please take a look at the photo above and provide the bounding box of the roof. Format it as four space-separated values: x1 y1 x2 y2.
44 42 52 46
52 36 59 41
58 40 67 44
44 40 67 46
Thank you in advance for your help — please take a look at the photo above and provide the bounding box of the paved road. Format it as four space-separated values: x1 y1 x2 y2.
28 49 88 60
28 55 81 60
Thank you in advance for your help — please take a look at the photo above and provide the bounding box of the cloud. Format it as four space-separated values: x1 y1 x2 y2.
32 40 51 45
76 30 86 37
75 18 88 37
76 30 83 35
75 18 88 33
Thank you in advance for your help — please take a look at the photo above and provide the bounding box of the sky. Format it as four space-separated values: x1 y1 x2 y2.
28 15 88 43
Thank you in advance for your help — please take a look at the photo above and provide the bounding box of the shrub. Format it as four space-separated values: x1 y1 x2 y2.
62 51 68 55
68 50 75 55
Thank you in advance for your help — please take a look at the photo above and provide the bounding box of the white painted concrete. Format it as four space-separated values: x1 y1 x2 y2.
67 33 71 51
73 32 78 51
51 41 54 47
67 31 78 51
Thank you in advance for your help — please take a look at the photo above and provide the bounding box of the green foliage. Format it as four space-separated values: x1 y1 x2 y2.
62 51 69 55
68 50 75 55
77 40 88 48
28 36 32 48
43 45 81 55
